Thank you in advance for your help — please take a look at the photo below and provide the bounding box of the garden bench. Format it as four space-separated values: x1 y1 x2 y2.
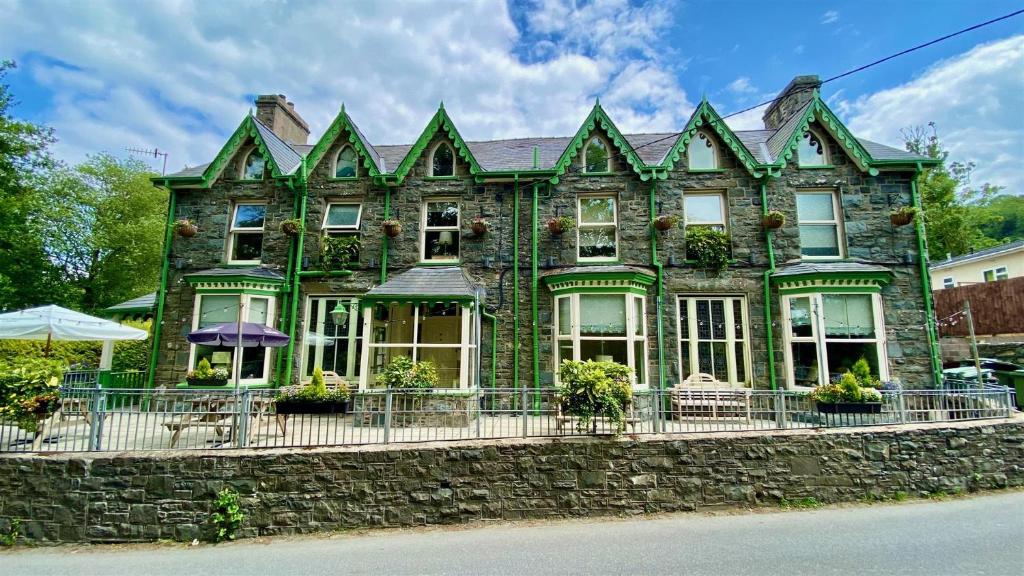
668 375 752 421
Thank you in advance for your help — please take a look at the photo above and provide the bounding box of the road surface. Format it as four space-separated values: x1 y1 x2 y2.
3 491 1023 575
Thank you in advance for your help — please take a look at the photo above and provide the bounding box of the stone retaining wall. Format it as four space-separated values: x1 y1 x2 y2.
1 418 1022 544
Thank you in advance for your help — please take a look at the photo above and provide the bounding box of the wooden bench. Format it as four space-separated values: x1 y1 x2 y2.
668 374 752 421
30 397 93 450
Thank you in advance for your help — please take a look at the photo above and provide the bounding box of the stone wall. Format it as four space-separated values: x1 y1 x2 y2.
2 418 1021 544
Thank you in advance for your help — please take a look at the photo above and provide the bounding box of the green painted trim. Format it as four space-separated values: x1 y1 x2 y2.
481 309 498 392
174 382 274 390
578 171 616 177
146 187 176 389
660 99 763 177
424 175 461 181
358 295 475 306
513 175 520 392
392 104 483 183
650 180 666 392
196 115 292 188
796 164 836 170
191 288 280 297
912 163 943 387
304 105 383 177
541 270 656 287
550 102 649 184
275 179 300 384
774 93 879 176
380 188 391 285
761 180 778 391
184 274 286 286
296 270 355 277
327 176 359 182
548 286 649 297
770 270 894 286
686 168 728 174
282 157 309 387
778 285 882 295
531 182 541 409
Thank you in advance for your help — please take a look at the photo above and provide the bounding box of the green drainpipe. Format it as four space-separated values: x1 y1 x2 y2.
761 176 779 390
274 180 300 385
282 158 309 387
531 182 541 409
648 179 666 391
480 309 498 392
912 163 943 387
146 187 176 389
512 175 520 391
381 186 391 285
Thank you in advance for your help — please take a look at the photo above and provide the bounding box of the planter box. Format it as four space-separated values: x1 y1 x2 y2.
185 378 229 387
353 393 475 427
816 402 882 414
275 399 349 415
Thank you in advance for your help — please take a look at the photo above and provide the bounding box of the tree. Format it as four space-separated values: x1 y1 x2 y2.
974 194 1024 244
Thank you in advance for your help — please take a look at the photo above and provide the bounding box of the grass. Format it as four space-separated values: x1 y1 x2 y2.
778 497 824 509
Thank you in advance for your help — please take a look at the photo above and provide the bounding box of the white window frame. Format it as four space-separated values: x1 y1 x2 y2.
300 295 362 383
333 145 358 179
675 295 751 387
553 292 648 388
321 202 363 233
577 194 619 262
420 198 460 262
683 191 728 232
797 128 830 167
795 190 845 260
582 136 611 173
187 293 277 386
226 202 267 265
780 292 889 389
240 148 266 180
942 277 955 289
429 142 455 177
687 131 719 170
983 267 1008 282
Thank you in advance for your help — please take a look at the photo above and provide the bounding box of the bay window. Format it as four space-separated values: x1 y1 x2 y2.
577 195 618 261
301 297 363 383
677 296 749 386
554 293 647 386
189 293 276 384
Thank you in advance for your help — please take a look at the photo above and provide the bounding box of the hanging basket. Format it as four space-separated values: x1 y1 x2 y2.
761 211 785 229
280 219 302 236
175 219 198 238
652 215 681 232
382 220 402 238
470 219 489 236
890 209 916 227
547 217 575 236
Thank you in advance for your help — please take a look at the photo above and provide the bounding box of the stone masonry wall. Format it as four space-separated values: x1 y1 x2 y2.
1 418 1021 544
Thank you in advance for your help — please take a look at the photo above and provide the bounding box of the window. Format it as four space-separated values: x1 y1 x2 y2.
242 150 266 180
942 277 955 289
983 267 1008 282
583 137 610 173
227 203 266 264
677 296 749 386
554 293 647 386
431 143 454 177
782 292 887 388
684 192 727 231
322 203 361 233
577 195 618 261
687 132 718 170
190 294 275 384
301 297 364 382
421 200 459 261
797 128 829 167
334 146 357 178
796 191 844 259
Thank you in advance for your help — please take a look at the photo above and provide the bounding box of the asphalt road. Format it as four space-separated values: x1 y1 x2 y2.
3 491 1023 576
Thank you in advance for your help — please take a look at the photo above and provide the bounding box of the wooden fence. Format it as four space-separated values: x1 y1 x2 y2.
934 276 1024 337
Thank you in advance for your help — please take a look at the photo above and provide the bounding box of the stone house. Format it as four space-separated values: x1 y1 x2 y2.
150 76 943 392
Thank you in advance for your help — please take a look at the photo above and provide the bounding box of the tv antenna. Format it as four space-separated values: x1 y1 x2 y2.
126 146 169 175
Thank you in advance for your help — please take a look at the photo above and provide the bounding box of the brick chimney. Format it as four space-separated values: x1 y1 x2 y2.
762 75 821 130
254 94 310 145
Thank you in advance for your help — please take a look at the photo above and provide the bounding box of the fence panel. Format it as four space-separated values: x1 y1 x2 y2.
933 276 1024 337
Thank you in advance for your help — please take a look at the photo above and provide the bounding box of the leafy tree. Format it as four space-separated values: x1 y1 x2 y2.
974 194 1024 244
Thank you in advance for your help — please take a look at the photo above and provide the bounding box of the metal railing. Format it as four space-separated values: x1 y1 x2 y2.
0 385 1015 453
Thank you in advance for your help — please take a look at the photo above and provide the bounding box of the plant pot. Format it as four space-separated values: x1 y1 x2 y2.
816 402 882 414
281 220 301 236
470 221 488 236
548 220 565 235
382 222 402 238
762 213 785 229
186 377 229 387
652 216 678 232
890 212 915 227
275 399 349 415
176 221 198 238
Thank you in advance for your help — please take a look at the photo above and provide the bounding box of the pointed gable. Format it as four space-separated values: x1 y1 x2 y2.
392 104 482 183
550 102 648 184
658 99 763 177
771 91 878 175
305 105 383 177
198 115 303 188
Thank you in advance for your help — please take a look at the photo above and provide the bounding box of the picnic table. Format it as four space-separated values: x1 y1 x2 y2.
163 394 279 448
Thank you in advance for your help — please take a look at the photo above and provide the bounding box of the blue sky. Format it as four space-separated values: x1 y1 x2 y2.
1 0 1021 190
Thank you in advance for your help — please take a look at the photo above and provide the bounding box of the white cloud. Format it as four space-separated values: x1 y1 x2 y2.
821 10 839 25
842 34 1024 192
727 76 757 94
0 0 692 173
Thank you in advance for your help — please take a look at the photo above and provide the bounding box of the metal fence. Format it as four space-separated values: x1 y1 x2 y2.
0 385 1015 453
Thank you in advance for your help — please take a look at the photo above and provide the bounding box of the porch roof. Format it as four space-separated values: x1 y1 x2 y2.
362 267 478 304
771 260 894 291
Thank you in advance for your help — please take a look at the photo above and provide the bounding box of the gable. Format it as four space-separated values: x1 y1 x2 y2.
392 105 482 183
305 106 382 178
772 93 878 176
658 100 763 177
550 103 649 184
190 115 303 188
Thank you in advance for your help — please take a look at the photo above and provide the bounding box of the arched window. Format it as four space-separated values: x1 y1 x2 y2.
583 137 610 173
797 128 829 167
687 131 717 170
242 150 265 180
335 146 357 178
431 143 455 177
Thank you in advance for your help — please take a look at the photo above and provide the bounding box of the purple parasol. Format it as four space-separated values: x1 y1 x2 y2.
186 322 290 348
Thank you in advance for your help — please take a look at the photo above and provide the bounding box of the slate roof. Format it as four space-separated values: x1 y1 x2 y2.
183 267 287 283
345 111 383 171
541 265 656 280
929 240 1024 271
365 267 477 299
252 117 304 175
105 292 156 313
772 260 893 278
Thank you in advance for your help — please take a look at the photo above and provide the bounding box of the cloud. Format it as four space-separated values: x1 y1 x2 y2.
0 0 692 173
727 76 757 94
842 34 1024 192
821 10 839 25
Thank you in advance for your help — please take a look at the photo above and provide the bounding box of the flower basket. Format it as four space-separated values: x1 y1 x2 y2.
275 399 349 415
652 214 680 232
816 402 882 414
280 219 302 236
761 211 785 229
470 218 489 236
890 208 916 227
547 216 575 236
176 219 198 238
185 376 229 387
382 220 402 238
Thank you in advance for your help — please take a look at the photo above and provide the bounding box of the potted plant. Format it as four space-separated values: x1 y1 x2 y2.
175 219 198 238
684 226 731 272
762 210 786 229
470 216 489 236
809 368 883 415
0 360 62 432
185 358 229 387
652 214 681 232
547 216 576 236
890 206 917 227
275 367 351 414
319 235 361 271
382 219 402 238
376 356 439 391
280 218 302 236
557 359 633 434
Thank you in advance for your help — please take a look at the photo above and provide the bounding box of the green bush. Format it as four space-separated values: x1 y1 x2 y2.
112 319 151 372
0 339 100 368
0 359 63 431
375 356 438 390
209 488 244 542
276 366 350 403
320 235 361 271
557 359 633 434
809 371 881 404
684 226 731 272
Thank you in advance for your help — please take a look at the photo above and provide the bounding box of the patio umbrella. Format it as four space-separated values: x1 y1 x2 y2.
0 305 147 367
186 322 289 392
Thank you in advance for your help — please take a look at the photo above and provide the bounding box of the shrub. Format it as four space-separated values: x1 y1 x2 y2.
112 319 152 372
276 366 351 403
0 359 63 431
209 488 244 542
684 226 731 272
375 357 439 390
557 359 633 434
320 235 361 271
809 371 881 404
186 358 229 385
0 339 100 368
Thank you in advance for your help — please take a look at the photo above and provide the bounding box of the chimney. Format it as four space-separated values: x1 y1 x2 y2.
762 75 821 130
254 94 310 145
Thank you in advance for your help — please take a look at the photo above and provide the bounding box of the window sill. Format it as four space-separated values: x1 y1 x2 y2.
224 261 262 267
686 168 727 173
327 176 359 182
417 260 461 266
576 259 621 265
425 176 460 181
579 172 617 177
681 259 739 265
796 165 835 170
799 256 846 262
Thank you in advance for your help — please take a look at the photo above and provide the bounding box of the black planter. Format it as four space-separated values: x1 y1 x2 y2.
816 402 882 414
186 378 229 387
275 399 349 415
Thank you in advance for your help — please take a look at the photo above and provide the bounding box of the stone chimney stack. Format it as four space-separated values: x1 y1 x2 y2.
254 94 310 145
762 75 821 130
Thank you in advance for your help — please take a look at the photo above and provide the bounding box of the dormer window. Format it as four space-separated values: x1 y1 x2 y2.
334 146 357 178
583 137 610 173
687 132 718 170
242 150 266 180
797 128 829 167
431 143 454 177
